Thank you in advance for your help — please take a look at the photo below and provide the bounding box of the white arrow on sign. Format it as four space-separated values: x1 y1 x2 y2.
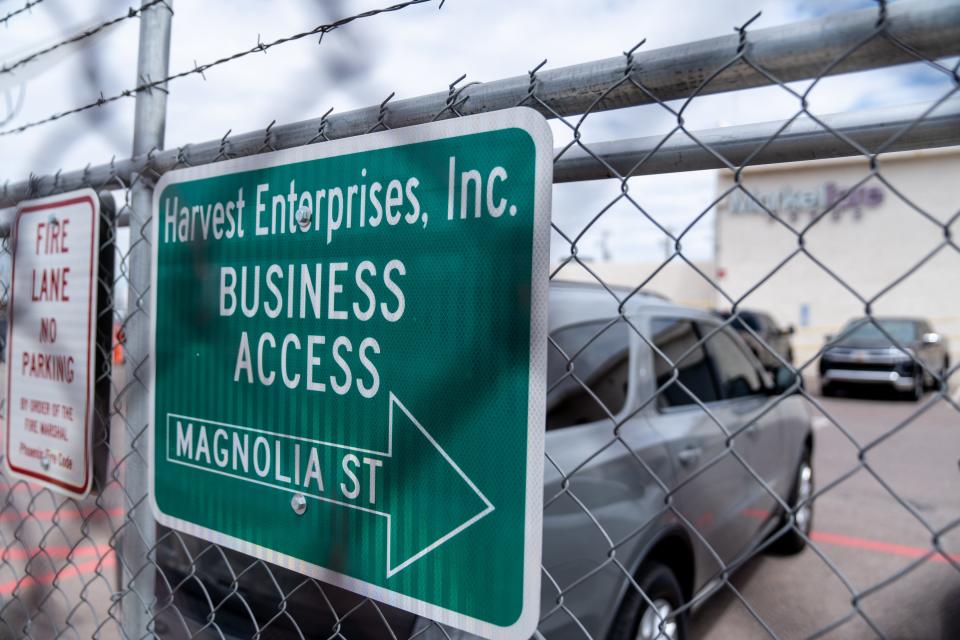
377 392 495 577
166 392 495 578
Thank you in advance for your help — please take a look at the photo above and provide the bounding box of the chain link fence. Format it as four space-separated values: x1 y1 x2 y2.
0 0 958 638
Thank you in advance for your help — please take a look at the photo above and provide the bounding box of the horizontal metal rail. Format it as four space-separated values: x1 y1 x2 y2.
1 98 949 234
1 99 958 234
0 0 958 208
553 98 960 182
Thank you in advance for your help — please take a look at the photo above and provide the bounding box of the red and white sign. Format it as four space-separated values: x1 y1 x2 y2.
5 189 100 498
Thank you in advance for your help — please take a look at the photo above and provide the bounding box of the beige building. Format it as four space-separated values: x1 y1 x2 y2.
554 148 960 366
714 147 960 364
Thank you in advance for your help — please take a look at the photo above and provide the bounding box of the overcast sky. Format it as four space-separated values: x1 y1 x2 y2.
0 0 953 265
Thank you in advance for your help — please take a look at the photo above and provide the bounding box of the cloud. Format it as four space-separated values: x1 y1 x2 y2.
0 0 949 264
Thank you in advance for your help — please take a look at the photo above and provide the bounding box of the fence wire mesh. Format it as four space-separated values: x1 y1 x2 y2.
0 0 958 639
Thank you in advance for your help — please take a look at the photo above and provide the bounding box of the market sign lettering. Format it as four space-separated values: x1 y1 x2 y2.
149 109 551 640
724 182 884 221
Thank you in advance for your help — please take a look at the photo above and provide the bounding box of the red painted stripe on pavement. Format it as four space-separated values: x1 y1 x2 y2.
811 531 960 564
0 543 110 562
741 507 770 520
0 551 116 596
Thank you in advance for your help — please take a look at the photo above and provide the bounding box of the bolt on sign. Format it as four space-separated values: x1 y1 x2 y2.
5 189 109 498
150 109 551 639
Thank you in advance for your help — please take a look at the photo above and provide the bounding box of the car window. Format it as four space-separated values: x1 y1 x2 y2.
547 320 630 430
725 310 762 333
838 318 918 344
760 313 776 333
748 312 768 333
651 318 718 408
699 324 765 399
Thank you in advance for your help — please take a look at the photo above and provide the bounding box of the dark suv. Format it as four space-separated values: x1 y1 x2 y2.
156 282 814 640
819 316 950 400
715 309 795 372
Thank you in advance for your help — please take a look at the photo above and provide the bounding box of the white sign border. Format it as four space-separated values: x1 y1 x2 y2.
148 107 551 640
4 188 101 499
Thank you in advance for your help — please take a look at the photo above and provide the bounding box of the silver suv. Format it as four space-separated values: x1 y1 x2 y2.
156 282 814 640
531 282 813 640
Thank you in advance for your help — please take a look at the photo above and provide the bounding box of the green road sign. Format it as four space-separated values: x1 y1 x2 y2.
149 109 551 639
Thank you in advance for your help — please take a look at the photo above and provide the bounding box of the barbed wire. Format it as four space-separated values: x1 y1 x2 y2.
0 0 168 77
0 0 44 28
0 0 440 138
0 83 25 126
0 3 957 637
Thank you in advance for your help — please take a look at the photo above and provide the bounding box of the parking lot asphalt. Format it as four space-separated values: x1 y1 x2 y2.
0 360 123 639
2 374 957 639
691 385 960 640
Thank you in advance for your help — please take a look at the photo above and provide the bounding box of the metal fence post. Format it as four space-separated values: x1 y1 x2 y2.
122 1 172 638
0 1 955 637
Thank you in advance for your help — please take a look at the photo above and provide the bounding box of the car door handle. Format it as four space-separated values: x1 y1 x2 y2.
746 422 761 439
677 446 702 467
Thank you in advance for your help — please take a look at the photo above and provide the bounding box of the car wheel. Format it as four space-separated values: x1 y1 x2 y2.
609 562 687 640
821 381 835 397
904 373 923 401
934 358 949 391
770 450 813 555
923 365 937 391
